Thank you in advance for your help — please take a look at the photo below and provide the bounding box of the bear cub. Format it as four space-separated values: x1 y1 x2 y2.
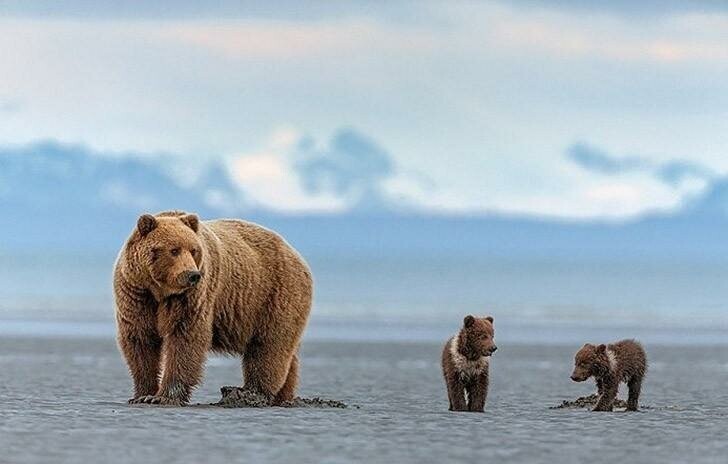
442 315 497 412
570 339 647 411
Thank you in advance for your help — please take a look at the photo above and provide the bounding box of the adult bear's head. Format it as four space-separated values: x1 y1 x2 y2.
132 212 204 296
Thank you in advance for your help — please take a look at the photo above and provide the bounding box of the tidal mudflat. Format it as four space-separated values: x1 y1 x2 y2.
1 337 726 463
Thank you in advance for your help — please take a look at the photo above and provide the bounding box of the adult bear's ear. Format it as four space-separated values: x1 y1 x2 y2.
180 213 199 233
597 344 606 353
137 214 158 237
463 315 475 328
485 316 494 324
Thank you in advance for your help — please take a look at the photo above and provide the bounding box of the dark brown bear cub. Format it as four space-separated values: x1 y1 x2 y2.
441 315 497 412
570 339 647 412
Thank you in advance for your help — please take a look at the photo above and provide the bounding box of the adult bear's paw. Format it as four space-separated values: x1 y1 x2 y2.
129 395 184 406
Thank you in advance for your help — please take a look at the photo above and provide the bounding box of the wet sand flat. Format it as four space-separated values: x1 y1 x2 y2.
1 337 727 463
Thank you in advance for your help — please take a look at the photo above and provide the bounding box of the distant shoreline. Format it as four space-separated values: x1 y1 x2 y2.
2 319 726 346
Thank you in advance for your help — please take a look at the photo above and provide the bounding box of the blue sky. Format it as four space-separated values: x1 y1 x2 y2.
1 1 727 219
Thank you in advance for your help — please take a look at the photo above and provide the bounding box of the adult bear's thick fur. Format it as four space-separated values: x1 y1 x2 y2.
114 211 312 406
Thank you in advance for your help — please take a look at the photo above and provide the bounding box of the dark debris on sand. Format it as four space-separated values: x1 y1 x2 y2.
550 394 632 410
213 386 351 409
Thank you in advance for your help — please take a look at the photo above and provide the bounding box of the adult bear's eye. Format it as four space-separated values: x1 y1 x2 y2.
190 249 197 257
171 248 181 256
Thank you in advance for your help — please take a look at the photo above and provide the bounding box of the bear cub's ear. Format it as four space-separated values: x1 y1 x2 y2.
137 214 158 237
180 214 199 233
463 315 475 328
596 344 607 353
485 316 494 324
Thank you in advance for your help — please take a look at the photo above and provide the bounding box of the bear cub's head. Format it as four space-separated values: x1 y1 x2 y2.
459 315 497 360
570 343 609 382
133 212 204 296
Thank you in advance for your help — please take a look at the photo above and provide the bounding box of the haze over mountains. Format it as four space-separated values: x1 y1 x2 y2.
1 139 728 258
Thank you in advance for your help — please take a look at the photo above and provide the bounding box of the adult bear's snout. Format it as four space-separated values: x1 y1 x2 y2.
184 270 202 286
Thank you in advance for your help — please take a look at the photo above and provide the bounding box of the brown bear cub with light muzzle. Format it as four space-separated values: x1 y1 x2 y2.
570 339 647 412
442 315 497 412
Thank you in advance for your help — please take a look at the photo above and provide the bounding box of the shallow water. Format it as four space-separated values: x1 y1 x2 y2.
1 337 727 463
3 252 728 330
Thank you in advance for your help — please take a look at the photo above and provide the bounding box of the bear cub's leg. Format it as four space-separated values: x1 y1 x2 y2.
446 376 468 411
626 375 643 411
592 378 618 412
466 373 489 412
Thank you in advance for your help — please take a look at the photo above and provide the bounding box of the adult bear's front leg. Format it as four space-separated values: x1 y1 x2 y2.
118 323 162 402
135 296 212 406
131 330 208 406
115 280 161 402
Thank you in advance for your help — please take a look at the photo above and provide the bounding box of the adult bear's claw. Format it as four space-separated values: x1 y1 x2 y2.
128 395 183 406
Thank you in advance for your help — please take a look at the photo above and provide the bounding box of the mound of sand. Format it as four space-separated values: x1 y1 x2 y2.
550 394 631 410
214 386 350 409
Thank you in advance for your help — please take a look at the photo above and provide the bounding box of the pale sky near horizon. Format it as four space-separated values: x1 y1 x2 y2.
1 1 727 219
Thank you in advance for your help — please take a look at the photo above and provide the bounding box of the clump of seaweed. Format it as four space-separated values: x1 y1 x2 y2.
214 386 350 409
550 393 630 410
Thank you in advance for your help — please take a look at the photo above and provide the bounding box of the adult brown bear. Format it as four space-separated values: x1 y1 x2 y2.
114 211 313 406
